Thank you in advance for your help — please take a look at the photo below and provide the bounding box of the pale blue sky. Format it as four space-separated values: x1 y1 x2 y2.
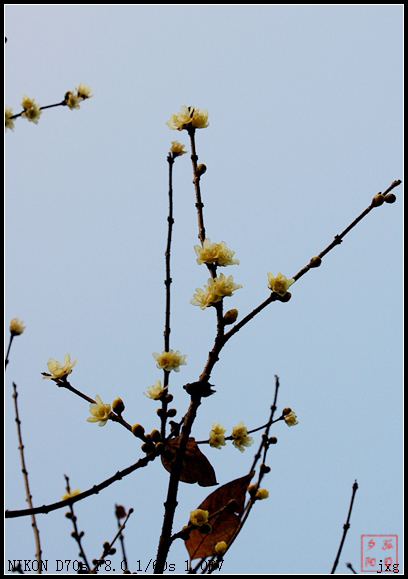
5 5 402 575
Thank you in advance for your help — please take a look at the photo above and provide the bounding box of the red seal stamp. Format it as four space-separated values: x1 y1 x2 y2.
361 535 399 573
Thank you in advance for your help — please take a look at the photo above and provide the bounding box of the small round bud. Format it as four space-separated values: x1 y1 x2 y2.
180 526 191 540
141 442 154 454
115 505 126 519
309 256 322 268
282 407 292 415
165 393 174 403
269 436 278 444
214 541 228 556
384 193 396 204
198 522 212 534
167 408 177 417
150 429 161 443
279 291 292 302
156 408 164 418
155 441 165 454
112 397 125 415
247 484 257 496
223 309 238 325
371 193 385 207
225 499 238 513
260 463 271 474
196 163 207 177
131 424 145 438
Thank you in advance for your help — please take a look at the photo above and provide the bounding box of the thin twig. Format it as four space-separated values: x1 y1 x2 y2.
89 508 134 574
6 452 157 519
12 382 43 573
188 127 207 244
5 334 14 368
331 480 359 574
64 475 91 571
293 180 401 283
115 505 129 571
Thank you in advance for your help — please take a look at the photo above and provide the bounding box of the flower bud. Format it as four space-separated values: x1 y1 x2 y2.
223 309 238 325
371 193 385 207
214 541 228 556
112 397 125 415
198 522 212 534
167 408 177 417
131 424 145 438
196 163 207 177
247 484 257 496
115 505 127 519
225 499 238 513
155 441 165 454
384 193 396 204
141 442 154 454
309 256 322 268
150 429 161 443
180 526 191 541
282 407 292 415
269 436 278 444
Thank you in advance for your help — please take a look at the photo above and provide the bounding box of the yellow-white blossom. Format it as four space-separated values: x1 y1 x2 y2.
189 509 209 526
76 83 93 99
87 395 111 427
209 423 227 449
166 104 209 131
194 238 239 267
61 489 81 501
267 272 295 296
232 421 254 453
191 274 242 309
21 95 42 124
5 107 14 131
191 107 209 128
284 411 299 426
65 91 83 110
42 353 77 380
143 380 167 400
21 95 36 110
170 141 187 156
10 318 25 335
153 350 187 372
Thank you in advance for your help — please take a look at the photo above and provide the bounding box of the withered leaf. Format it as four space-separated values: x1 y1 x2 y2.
161 436 217 487
185 471 255 560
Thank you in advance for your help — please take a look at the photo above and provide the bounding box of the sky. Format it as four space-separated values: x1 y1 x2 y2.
5 5 403 575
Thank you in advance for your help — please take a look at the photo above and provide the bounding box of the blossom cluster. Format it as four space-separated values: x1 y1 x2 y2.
42 353 77 381
194 238 239 267
191 273 242 310
153 350 187 372
166 104 209 131
5 83 92 131
64 83 93 110
267 272 295 296
209 421 254 452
